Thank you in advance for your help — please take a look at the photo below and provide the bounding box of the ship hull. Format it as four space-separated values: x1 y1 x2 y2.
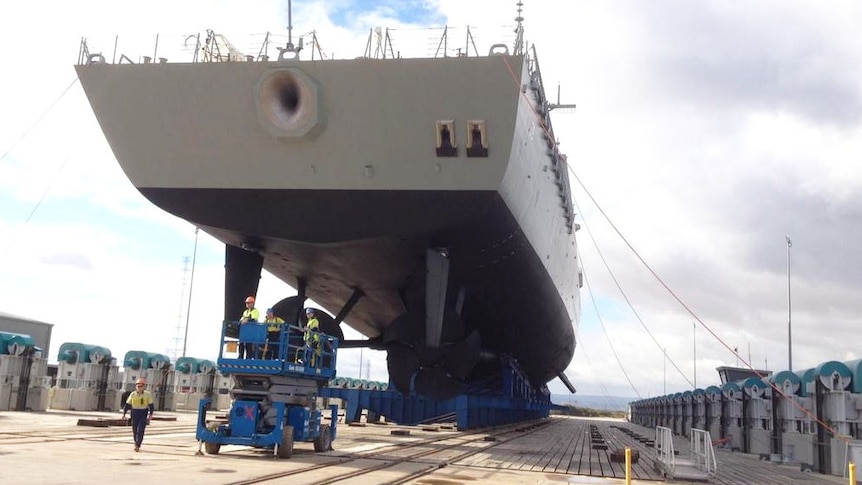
76 48 579 387
142 186 573 383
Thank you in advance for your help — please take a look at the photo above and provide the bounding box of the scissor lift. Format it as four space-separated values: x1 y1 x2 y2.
196 321 338 458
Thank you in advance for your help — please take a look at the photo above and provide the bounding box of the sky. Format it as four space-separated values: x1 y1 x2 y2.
2 1 862 402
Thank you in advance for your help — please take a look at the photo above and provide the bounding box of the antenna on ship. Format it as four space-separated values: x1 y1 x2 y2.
548 83 577 112
514 1 525 55
279 0 304 60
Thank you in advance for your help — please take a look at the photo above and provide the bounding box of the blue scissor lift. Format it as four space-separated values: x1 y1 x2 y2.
196 321 338 458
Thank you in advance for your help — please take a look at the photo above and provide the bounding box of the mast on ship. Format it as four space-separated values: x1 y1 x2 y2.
514 1 525 55
279 0 304 60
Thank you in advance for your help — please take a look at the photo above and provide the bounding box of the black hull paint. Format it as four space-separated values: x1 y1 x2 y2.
141 187 574 384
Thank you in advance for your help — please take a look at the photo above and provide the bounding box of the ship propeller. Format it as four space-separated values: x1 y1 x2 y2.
384 310 483 400
271 295 344 341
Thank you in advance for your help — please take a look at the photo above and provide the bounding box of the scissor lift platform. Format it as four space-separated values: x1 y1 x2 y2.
195 321 339 458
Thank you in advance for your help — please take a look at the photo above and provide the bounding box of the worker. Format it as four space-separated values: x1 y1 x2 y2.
238 295 259 358
122 378 154 452
303 308 322 366
263 308 285 359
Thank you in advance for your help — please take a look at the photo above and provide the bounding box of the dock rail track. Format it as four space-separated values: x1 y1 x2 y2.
0 413 847 484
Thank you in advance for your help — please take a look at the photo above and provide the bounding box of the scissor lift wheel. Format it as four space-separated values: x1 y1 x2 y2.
276 425 294 459
314 424 332 452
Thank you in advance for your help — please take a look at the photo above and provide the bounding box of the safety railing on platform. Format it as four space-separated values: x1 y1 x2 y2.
219 321 338 377
76 25 518 67
691 428 717 477
655 426 675 477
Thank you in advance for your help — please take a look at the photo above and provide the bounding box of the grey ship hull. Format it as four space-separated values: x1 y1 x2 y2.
76 50 579 390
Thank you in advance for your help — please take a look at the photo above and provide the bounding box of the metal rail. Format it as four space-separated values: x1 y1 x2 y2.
223 420 550 485
691 427 717 476
526 44 575 234
0 423 195 445
654 425 675 477
77 24 516 66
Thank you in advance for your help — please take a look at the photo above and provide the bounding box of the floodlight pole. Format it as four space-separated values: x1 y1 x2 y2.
182 227 199 358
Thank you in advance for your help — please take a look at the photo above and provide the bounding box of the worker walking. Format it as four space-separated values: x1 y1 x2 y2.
263 308 285 359
304 308 322 366
122 378 154 452
238 296 260 358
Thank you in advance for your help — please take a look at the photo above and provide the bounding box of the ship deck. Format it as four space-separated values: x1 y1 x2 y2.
0 410 846 484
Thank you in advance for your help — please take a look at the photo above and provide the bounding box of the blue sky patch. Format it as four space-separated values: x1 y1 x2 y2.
326 0 445 27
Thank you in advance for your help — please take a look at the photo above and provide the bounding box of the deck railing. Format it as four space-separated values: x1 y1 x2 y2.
691 427 718 476
526 44 575 233
77 25 517 66
655 425 676 476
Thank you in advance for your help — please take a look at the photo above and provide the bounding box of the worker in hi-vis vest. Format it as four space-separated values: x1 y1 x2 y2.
303 308 322 366
239 296 260 358
263 307 285 359
122 377 154 452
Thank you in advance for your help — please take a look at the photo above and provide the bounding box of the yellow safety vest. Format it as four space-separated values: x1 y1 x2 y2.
126 390 154 409
305 317 320 343
265 316 285 332
242 307 259 322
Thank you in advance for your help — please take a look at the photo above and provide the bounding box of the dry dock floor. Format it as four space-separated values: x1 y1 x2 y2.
0 410 847 484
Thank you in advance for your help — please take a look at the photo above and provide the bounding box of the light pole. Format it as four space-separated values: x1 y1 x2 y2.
786 235 792 372
182 227 200 358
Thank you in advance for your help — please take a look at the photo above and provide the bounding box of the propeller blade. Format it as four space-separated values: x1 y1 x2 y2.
382 312 422 345
441 330 482 379
386 343 420 394
416 346 442 367
271 296 344 341
316 312 344 342
413 366 465 400
271 296 302 324
384 308 466 346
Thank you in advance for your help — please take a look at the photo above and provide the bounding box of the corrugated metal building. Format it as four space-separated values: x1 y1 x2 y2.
0 311 54 357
